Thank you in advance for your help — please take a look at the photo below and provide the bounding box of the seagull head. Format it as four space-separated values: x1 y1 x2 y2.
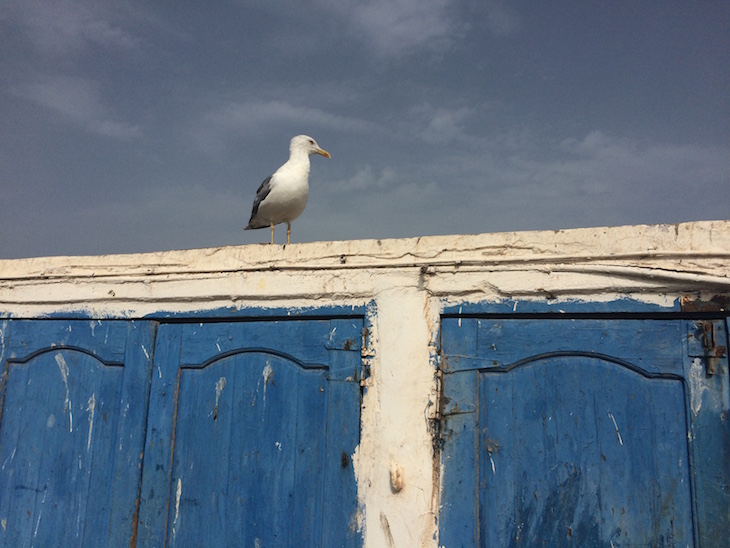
290 134 330 159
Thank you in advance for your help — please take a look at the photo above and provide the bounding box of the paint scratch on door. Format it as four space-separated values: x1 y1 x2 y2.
1 447 16 471
33 510 42 538
54 353 73 432
607 411 623 446
87 394 96 452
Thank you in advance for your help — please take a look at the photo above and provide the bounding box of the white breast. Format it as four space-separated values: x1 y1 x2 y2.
257 161 310 224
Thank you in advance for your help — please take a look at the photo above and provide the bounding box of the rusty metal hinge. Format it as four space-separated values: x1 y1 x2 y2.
687 320 728 376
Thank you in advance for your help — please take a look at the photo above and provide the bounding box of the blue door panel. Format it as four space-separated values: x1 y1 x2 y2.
686 318 730 544
479 357 691 546
440 317 730 547
169 354 328 546
1 319 130 364
179 320 331 366
137 319 363 547
441 318 685 376
0 320 156 547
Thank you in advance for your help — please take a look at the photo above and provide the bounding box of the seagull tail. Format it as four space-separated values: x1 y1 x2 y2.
245 220 270 230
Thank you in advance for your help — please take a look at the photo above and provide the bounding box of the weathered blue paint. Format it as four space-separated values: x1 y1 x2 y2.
136 318 363 547
0 320 156 547
0 315 364 547
439 316 730 547
11 302 372 321
442 297 685 316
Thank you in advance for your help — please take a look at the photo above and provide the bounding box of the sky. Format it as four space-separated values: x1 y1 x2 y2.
1 0 728 259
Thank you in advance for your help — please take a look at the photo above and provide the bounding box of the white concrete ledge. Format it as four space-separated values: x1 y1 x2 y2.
1 221 729 317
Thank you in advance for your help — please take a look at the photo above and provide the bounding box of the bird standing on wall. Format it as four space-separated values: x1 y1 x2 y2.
245 135 330 245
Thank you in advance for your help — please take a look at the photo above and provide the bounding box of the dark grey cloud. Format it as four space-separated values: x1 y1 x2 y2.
1 0 728 257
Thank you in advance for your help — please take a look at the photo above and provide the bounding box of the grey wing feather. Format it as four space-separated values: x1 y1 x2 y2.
245 175 273 229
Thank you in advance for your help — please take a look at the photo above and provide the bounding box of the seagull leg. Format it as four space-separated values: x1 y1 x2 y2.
270 223 274 245
286 223 291 245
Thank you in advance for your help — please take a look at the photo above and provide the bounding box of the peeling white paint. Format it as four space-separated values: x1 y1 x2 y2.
141 345 149 360
215 377 226 401
87 393 96 452
275 441 282 451
689 358 709 416
54 353 73 433
212 377 226 418
262 364 273 402
172 478 182 539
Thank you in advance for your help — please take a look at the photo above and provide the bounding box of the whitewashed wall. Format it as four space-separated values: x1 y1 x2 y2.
2 220 729 547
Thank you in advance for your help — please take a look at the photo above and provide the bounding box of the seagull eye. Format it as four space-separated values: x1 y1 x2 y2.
309 139 314 144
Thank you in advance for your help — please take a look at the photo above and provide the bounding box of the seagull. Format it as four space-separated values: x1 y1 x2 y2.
245 135 330 245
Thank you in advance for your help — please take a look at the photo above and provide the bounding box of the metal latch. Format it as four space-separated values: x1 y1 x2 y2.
687 320 728 376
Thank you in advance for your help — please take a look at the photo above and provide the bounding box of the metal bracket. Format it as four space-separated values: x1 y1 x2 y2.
687 320 728 377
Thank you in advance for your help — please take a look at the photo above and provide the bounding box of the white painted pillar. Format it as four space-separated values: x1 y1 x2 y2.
355 286 440 547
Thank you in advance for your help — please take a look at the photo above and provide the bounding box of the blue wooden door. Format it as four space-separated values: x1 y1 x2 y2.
135 318 363 547
439 317 729 547
0 320 155 547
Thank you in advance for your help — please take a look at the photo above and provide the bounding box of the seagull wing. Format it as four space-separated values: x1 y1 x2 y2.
245 175 274 229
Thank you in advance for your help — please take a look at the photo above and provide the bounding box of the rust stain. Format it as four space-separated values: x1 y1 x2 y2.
680 294 729 312
129 498 139 548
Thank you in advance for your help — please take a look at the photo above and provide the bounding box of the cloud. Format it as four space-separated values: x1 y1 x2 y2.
6 0 142 55
450 129 730 229
16 76 141 139
315 0 459 57
330 165 397 193
210 101 372 131
410 104 474 144
317 1 518 58
312 126 729 240
196 99 375 153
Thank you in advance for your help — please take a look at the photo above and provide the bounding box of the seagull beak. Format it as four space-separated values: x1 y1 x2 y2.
316 148 331 158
